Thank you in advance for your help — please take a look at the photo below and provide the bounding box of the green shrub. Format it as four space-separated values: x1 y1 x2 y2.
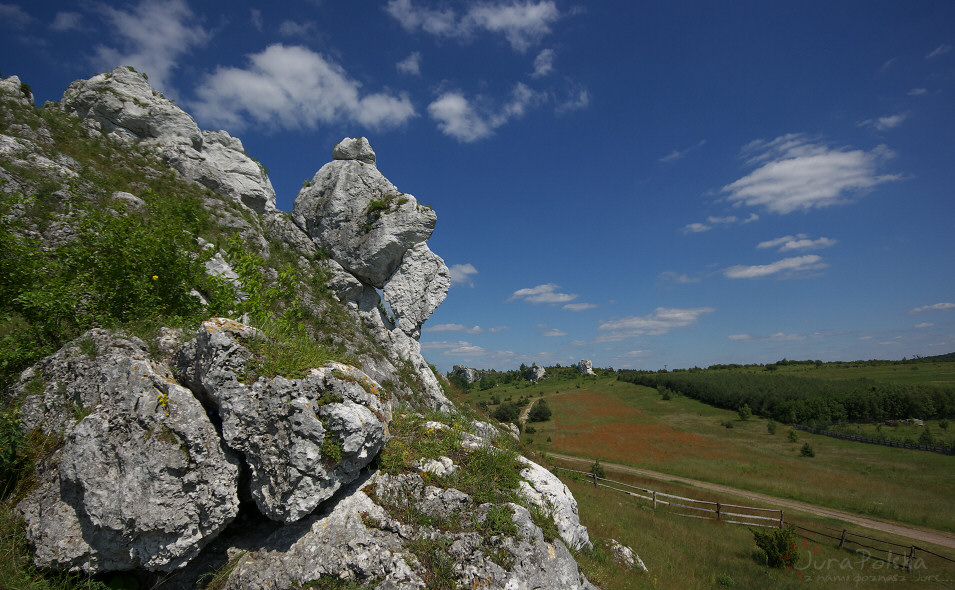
527 398 551 422
787 429 799 443
491 401 520 423
766 419 777 435
800 442 815 457
751 524 798 568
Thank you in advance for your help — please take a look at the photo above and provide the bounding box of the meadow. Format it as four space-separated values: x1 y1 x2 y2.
457 372 955 533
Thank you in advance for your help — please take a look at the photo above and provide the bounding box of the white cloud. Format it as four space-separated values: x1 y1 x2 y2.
426 323 484 334
397 51 422 75
860 112 909 131
756 234 837 252
0 3 33 28
682 213 757 234
94 0 210 93
598 307 715 340
908 88 928 96
386 0 560 53
192 44 416 131
278 20 316 37
541 328 567 337
909 302 955 314
658 271 700 285
421 340 488 356
723 255 827 279
926 44 952 59
555 85 590 113
428 82 543 141
723 134 900 214
448 263 478 286
728 332 807 342
660 140 706 163
50 11 83 31
509 283 578 304
564 302 598 311
683 222 711 233
915 323 934 329
531 48 555 77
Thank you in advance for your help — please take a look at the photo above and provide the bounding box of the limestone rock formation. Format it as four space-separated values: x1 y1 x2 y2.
15 330 240 572
524 363 546 382
450 365 486 384
61 66 276 212
176 318 390 523
518 457 593 552
293 137 450 339
577 359 596 375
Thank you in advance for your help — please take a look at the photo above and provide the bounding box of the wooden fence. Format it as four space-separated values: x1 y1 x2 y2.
793 424 955 455
554 467 784 529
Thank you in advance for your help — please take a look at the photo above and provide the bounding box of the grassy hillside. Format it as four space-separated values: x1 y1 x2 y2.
452 370 955 533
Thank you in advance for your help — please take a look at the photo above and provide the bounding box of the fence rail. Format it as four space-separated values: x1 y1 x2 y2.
793 424 955 455
554 467 783 528
554 464 955 579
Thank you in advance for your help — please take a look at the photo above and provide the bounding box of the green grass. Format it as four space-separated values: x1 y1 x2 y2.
454 375 955 533
563 472 955 590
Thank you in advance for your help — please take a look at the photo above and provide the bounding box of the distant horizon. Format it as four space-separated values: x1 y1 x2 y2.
3 1 952 375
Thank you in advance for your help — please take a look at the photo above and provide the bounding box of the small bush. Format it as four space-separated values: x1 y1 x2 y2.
589 459 605 479
800 442 815 457
766 419 777 435
737 403 752 421
787 429 799 443
527 398 551 422
751 524 798 568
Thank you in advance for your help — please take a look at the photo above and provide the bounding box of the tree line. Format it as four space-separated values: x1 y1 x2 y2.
616 369 955 426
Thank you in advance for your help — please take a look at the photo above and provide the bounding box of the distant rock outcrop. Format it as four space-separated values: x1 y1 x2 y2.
450 365 487 384
524 363 546 382
577 359 596 375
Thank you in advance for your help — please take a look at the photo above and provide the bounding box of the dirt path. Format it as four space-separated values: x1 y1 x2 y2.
546 451 955 551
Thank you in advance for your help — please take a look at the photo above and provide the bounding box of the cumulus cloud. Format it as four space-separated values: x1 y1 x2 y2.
756 234 837 252
915 322 934 329
723 255 827 279
94 0 210 93
909 302 955 314
598 307 715 340
386 0 560 52
509 283 578 304
683 222 711 233
397 51 422 75
428 82 543 141
540 328 567 337
50 11 83 31
448 263 478 286
723 134 900 214
191 44 415 131
421 340 488 356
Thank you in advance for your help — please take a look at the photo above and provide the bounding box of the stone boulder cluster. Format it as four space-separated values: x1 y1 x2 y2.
0 69 613 588
577 359 596 375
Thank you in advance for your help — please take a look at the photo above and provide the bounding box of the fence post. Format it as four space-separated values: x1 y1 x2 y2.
779 510 784 528
652 490 657 511
592 470 597 488
716 502 721 521
838 530 847 549
907 546 916 572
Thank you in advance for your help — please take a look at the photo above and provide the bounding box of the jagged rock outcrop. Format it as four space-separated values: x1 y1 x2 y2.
60 66 276 212
518 457 592 552
524 363 546 382
293 137 450 339
577 359 596 375
450 365 487 384
0 74 34 106
176 318 390 523
15 330 241 572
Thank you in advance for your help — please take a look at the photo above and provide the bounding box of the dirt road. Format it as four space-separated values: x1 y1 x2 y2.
546 451 955 551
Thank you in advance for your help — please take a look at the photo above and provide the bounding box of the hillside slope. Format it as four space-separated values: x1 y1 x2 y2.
0 68 598 590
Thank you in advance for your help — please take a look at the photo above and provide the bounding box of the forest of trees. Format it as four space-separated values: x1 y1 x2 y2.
617 368 955 426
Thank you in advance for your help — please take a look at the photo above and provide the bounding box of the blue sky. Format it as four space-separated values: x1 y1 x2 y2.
3 1 954 372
